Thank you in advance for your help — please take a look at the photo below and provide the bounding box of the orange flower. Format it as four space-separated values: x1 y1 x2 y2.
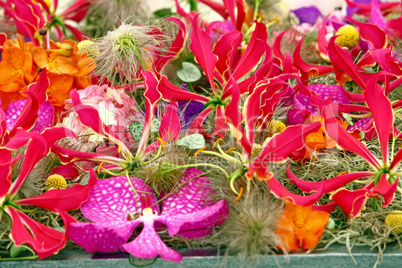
32 47 78 76
275 203 329 251
303 115 349 159
0 36 38 109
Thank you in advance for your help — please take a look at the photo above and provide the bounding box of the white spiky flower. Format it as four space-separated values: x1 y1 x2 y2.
94 22 168 85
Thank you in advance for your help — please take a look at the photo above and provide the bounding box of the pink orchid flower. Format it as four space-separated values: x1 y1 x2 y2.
68 168 228 262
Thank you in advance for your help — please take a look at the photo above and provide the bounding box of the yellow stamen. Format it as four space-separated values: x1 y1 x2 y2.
338 171 349 176
117 145 122 154
234 187 244 202
97 162 104 174
157 138 166 150
45 174 67 190
193 146 206 158
225 147 237 154
212 138 223 150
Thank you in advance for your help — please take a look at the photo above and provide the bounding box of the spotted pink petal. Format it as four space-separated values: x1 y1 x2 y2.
160 200 228 238
68 221 139 253
160 168 215 215
159 168 228 238
81 176 157 222
32 101 54 132
122 220 182 262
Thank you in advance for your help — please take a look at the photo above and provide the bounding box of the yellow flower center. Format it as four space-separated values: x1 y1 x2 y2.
335 25 360 49
268 120 286 135
77 40 99 58
45 174 67 190
385 210 402 234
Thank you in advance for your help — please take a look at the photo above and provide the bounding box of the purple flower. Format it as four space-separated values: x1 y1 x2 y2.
177 100 204 130
68 168 228 262
287 84 349 125
346 0 370 17
292 6 322 25
5 99 54 132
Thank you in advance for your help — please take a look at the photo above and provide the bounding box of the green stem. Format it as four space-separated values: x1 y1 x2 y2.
253 0 261 20
200 150 242 166
0 256 38 261
162 163 229 178
135 48 148 71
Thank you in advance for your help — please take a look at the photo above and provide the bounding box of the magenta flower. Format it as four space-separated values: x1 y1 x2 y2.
5 99 54 132
68 168 228 262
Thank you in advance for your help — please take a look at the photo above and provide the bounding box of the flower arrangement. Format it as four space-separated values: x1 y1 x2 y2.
0 0 402 266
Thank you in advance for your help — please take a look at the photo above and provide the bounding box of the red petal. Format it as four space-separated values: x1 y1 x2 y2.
190 14 218 93
154 17 186 71
224 79 252 157
345 17 387 49
159 102 181 142
213 30 243 80
328 36 371 90
322 99 381 169
267 176 325 206
138 71 162 154
157 75 208 103
330 187 371 218
5 207 68 259
363 74 393 164
230 21 268 80
373 175 398 207
16 183 90 211
255 122 321 163
287 164 374 193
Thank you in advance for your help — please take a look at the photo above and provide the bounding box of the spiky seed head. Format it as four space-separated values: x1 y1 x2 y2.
385 210 402 234
216 181 285 262
45 174 67 190
94 22 167 85
335 25 360 49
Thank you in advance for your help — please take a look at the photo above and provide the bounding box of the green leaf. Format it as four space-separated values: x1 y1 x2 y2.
151 118 161 133
10 244 27 258
153 8 174 18
129 122 144 142
342 113 354 126
177 62 202 83
176 134 205 149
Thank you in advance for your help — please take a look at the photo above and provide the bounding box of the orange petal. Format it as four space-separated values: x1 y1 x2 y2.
48 74 74 94
0 62 18 82
76 56 95 77
32 47 50 69
275 228 300 251
2 47 27 70
297 210 329 250
55 63 78 76
73 76 92 90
